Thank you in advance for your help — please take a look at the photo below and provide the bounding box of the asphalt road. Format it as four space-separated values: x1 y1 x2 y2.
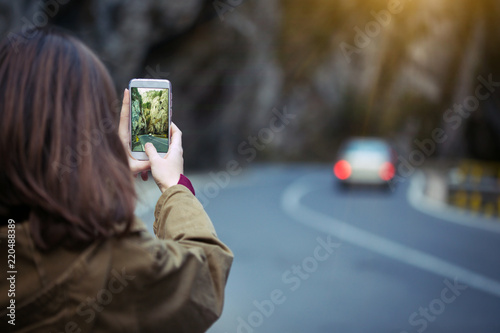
136 134 169 152
135 164 500 333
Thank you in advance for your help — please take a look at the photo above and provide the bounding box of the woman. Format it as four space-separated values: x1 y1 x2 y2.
0 27 232 332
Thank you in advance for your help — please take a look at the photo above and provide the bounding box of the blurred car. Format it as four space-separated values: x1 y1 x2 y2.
333 138 397 187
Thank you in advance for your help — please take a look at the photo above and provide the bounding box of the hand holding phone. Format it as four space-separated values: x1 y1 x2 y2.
119 83 183 190
144 123 184 193
129 79 172 161
119 89 150 179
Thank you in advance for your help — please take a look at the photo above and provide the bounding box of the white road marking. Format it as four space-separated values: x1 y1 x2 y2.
281 173 500 298
407 171 500 234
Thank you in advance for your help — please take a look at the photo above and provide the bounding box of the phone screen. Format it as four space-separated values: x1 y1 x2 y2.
130 87 170 153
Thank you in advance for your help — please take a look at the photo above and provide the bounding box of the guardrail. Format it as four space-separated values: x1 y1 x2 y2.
447 160 500 219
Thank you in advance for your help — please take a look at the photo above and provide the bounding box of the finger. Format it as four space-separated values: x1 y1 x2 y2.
144 142 161 162
131 160 151 173
169 122 183 152
141 170 149 181
119 89 130 145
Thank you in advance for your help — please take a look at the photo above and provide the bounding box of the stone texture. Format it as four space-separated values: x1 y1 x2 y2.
1 0 499 167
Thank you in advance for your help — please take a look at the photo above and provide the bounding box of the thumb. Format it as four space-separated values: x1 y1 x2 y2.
144 143 160 162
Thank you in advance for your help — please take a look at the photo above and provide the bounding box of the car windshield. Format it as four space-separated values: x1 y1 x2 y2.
345 140 388 152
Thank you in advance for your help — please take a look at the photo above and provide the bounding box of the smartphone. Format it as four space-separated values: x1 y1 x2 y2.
128 79 172 160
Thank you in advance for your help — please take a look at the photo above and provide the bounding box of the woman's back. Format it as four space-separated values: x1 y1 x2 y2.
0 28 232 332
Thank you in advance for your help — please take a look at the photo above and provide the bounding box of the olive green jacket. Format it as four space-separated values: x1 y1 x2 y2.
0 185 233 332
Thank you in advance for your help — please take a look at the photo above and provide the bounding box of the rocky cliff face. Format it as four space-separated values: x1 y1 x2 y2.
131 88 169 139
143 90 169 135
1 0 499 167
131 87 144 140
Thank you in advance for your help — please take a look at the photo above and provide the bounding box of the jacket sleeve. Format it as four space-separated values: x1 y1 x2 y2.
126 185 233 332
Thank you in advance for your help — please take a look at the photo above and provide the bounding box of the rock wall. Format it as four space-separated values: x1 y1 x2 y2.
131 87 144 140
144 90 169 135
131 88 169 138
1 0 499 167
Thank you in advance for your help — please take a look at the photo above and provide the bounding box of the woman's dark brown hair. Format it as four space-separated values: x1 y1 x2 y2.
0 27 136 250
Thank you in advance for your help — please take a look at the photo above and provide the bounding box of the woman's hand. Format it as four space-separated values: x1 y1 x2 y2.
144 123 184 193
119 89 151 180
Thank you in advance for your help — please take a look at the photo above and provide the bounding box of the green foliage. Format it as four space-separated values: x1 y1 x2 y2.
131 87 142 105
130 88 144 138
135 89 169 136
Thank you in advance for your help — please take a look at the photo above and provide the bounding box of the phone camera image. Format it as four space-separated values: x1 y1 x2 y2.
130 87 170 153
